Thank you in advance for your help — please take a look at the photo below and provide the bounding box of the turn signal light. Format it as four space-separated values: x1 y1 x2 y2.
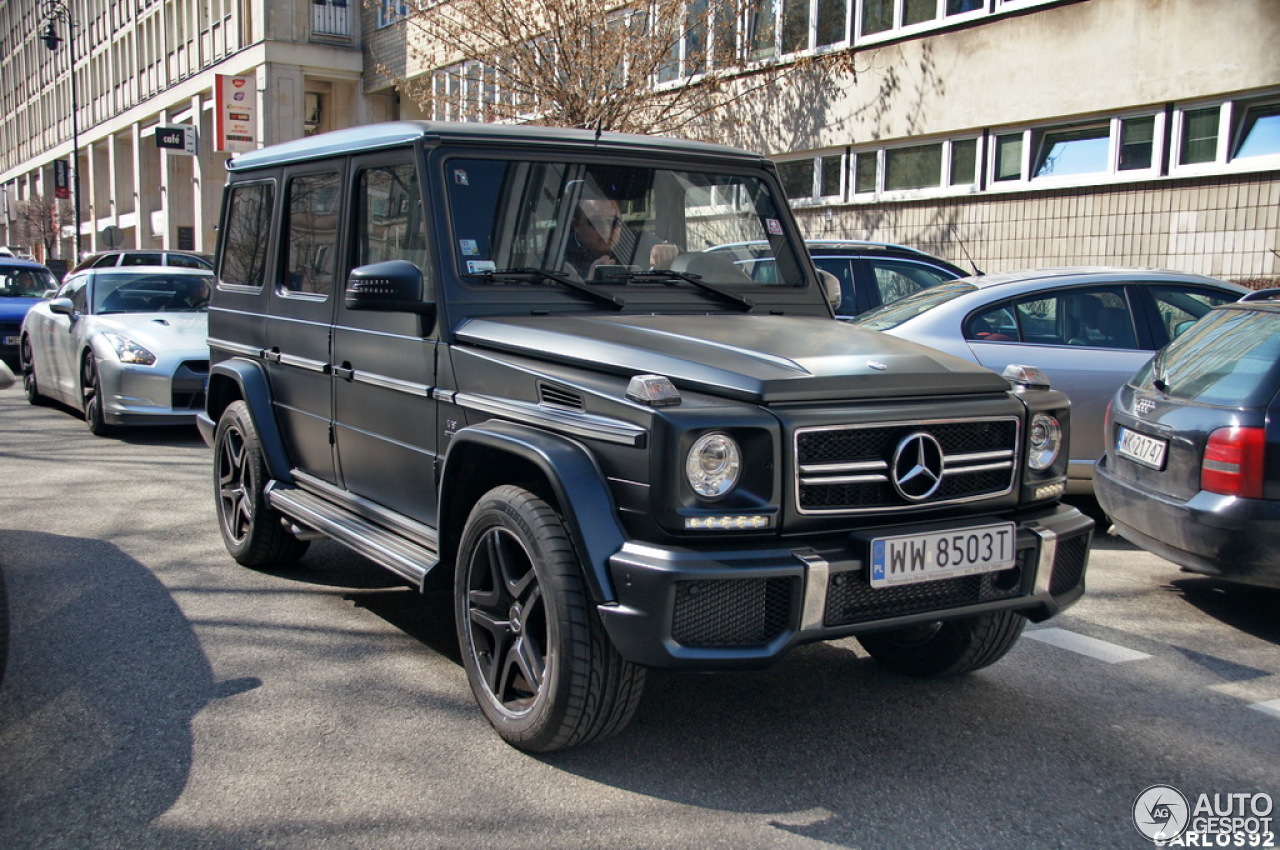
1202 427 1265 498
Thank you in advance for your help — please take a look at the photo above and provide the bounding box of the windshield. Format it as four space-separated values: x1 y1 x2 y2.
444 159 808 289
1134 306 1280 407
0 265 57 298
850 280 976 330
92 272 212 314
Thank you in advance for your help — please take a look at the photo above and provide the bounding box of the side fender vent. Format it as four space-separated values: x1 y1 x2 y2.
538 382 585 412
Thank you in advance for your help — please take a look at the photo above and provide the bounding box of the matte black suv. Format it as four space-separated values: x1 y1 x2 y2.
201 122 1093 751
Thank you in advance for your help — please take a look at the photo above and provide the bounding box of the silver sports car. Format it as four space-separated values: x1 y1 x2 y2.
851 267 1249 494
20 265 212 435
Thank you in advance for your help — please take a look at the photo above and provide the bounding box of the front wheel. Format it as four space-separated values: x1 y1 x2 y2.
455 485 645 752
82 354 113 436
21 336 45 406
213 400 309 567
857 609 1026 677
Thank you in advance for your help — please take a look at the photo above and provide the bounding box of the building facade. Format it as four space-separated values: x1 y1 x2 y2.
0 0 390 267
4 0 1276 285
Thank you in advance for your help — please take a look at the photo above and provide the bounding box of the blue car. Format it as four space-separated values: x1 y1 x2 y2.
0 259 59 371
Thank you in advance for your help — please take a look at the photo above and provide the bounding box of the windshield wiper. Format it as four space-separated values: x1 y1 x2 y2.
468 267 625 310
614 270 753 311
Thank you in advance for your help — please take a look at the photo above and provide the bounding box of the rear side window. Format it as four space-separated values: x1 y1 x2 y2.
866 259 958 307
1137 307 1280 406
221 182 274 289
1149 285 1238 344
284 172 341 295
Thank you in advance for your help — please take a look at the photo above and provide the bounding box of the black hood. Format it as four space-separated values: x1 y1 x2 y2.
456 314 1011 403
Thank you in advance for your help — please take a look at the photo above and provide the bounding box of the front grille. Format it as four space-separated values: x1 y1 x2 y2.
171 359 209 410
1049 533 1090 597
796 418 1019 514
671 577 792 648
824 548 1032 627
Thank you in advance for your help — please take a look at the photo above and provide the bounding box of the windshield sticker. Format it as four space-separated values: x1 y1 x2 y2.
459 239 479 256
453 169 470 186
466 260 496 274
766 218 784 235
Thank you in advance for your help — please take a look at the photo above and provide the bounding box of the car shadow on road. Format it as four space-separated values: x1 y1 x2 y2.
0 530 227 845
1170 577 1280 645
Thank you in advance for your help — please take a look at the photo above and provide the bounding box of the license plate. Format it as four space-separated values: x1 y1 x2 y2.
1116 426 1167 469
870 522 1016 588
1 335 17 346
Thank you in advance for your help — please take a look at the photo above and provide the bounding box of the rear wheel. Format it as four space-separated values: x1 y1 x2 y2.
455 485 644 752
213 400 309 567
20 336 44 406
81 354 113 436
857 609 1026 677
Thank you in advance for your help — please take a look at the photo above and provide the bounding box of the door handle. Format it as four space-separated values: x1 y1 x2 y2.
333 363 355 381
262 347 281 363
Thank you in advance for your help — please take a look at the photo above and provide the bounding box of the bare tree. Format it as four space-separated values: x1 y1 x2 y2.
12 194 74 263
368 0 859 139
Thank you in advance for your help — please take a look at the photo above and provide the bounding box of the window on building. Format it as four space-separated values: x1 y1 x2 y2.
950 138 977 185
1233 100 1280 160
820 154 843 196
777 159 814 199
817 0 849 46
904 0 938 27
885 142 943 190
994 133 1023 181
1118 116 1155 171
1179 106 1220 165
854 152 877 193
861 0 893 36
749 0 779 59
377 1 408 28
1033 123 1110 178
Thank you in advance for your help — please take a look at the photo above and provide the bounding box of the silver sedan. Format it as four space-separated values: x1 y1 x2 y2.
851 267 1249 494
20 265 212 435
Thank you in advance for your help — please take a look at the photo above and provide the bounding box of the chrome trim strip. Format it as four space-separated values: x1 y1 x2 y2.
1027 521 1059 596
293 470 440 553
455 391 645 446
948 449 1015 463
352 371 432 396
799 460 888 474
277 353 328 373
795 548 831 631
943 460 1014 474
207 337 262 358
799 473 887 486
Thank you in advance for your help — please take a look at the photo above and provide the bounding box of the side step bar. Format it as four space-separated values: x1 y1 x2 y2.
266 483 439 589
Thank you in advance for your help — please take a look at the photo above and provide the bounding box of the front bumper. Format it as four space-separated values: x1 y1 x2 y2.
1095 458 1280 589
99 360 207 427
598 503 1093 669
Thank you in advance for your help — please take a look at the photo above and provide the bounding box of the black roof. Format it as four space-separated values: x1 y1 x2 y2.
228 121 766 172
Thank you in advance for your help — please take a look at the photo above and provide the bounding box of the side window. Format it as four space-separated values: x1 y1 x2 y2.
355 163 429 283
965 302 1019 341
1061 288 1136 349
66 279 89 313
284 172 341 295
121 253 162 266
1150 286 1238 344
868 259 957 307
813 257 856 314
221 182 275 288
989 287 1136 348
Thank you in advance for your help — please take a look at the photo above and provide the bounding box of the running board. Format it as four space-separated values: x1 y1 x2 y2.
266 483 439 589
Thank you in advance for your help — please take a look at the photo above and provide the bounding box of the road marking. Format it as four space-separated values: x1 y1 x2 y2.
1248 699 1280 720
1025 627 1151 663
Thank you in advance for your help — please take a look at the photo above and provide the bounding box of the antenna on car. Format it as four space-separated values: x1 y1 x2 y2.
951 226 982 276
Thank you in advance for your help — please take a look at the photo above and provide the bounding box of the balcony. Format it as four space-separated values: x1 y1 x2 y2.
312 0 350 40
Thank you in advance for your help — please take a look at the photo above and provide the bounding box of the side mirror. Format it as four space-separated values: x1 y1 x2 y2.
817 269 841 311
344 260 435 315
48 297 76 317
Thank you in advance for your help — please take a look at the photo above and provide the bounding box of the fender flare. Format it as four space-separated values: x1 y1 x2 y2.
441 419 627 603
205 358 293 483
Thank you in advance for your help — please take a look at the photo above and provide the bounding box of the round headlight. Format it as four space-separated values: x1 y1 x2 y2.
685 433 741 499
1027 412 1063 471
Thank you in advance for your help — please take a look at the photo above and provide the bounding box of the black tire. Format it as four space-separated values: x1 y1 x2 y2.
81 353 114 436
213 400 309 567
857 609 1026 677
20 336 45 406
455 485 645 752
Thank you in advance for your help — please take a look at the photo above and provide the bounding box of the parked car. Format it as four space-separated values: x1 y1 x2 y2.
199 121 1091 752
72 249 213 273
0 258 59 371
20 265 212 435
1096 290 1280 589
850 268 1249 494
705 239 970 318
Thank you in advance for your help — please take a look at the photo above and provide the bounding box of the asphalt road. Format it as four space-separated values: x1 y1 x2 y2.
1 390 1277 849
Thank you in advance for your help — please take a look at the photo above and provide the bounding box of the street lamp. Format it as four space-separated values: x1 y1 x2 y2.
41 0 82 259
